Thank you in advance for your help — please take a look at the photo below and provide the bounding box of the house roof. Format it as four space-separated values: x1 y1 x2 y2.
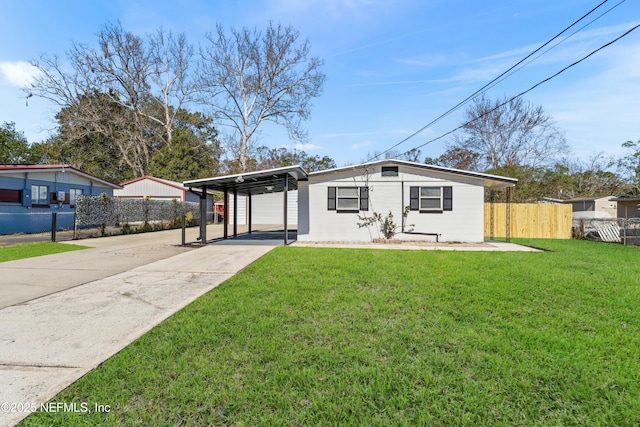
183 159 518 195
119 175 217 195
309 159 518 190
612 197 640 202
0 164 122 189
564 196 615 203
183 165 307 196
120 175 185 190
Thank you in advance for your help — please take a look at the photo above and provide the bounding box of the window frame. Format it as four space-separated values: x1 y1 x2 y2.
336 187 360 212
381 166 399 177
419 186 442 211
31 184 49 206
410 185 452 213
328 186 369 213
70 188 83 206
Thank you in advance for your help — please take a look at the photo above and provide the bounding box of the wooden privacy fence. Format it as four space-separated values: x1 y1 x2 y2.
484 203 573 239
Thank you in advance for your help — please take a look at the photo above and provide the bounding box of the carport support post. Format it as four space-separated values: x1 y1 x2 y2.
233 189 238 237
248 193 253 234
283 174 288 245
223 188 228 239
199 186 207 244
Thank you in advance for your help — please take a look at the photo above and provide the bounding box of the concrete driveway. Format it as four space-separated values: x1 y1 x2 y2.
0 230 276 427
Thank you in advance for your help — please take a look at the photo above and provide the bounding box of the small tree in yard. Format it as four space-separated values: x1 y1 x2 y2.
359 206 413 239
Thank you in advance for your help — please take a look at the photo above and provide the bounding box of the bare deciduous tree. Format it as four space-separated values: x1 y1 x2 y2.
27 22 198 176
449 94 568 170
426 146 482 171
199 22 325 171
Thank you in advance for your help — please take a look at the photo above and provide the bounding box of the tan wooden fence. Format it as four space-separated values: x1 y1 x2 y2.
484 203 573 239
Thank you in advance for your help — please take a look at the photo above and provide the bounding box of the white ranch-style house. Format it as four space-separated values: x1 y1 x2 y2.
184 159 517 244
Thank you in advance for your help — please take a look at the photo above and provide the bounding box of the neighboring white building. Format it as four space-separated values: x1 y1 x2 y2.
184 160 517 244
115 176 203 202
251 191 298 227
297 160 516 243
226 193 248 225
564 196 617 220
115 175 215 221
213 188 296 227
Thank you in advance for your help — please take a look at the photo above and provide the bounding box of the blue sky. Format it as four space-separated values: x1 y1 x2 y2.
0 0 638 167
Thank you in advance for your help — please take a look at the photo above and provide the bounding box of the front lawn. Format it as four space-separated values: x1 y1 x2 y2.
22 239 640 426
0 242 88 263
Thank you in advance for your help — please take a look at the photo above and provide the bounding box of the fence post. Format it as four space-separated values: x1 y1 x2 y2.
51 212 57 242
182 213 186 246
489 191 495 240
505 188 511 243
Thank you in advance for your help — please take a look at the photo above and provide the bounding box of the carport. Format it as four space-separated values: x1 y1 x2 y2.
184 165 307 246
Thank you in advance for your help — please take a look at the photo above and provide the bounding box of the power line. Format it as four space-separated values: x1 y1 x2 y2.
480 0 626 98
397 22 640 157
368 0 615 161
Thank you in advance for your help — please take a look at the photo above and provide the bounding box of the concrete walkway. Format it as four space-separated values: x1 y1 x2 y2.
292 240 542 251
0 234 275 427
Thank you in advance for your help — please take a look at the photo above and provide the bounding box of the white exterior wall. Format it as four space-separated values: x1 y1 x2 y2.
251 191 298 226
297 167 486 243
228 194 247 225
114 179 184 200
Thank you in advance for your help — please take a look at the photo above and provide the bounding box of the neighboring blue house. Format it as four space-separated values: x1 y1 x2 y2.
0 164 122 235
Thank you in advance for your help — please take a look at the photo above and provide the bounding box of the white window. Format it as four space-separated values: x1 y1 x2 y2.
31 185 48 204
328 186 369 212
420 187 442 210
70 188 83 205
410 186 452 212
337 187 359 210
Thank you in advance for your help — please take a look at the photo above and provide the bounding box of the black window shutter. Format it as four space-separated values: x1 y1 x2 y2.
359 187 369 211
410 186 419 211
443 186 453 211
328 187 336 210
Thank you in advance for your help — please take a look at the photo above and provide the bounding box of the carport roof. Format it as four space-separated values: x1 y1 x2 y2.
183 165 307 196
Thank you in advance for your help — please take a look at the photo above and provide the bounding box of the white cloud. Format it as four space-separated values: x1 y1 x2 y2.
294 143 321 151
0 61 41 87
351 140 372 150
394 53 451 67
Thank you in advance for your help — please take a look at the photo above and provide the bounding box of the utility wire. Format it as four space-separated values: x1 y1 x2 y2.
368 0 614 161
480 0 625 98
397 22 640 157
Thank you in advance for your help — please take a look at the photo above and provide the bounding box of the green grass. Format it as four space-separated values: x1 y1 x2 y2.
22 239 640 426
0 241 88 262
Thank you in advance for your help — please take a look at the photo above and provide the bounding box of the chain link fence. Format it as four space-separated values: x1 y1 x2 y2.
74 195 201 236
573 218 640 245
0 196 202 245
0 211 77 241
